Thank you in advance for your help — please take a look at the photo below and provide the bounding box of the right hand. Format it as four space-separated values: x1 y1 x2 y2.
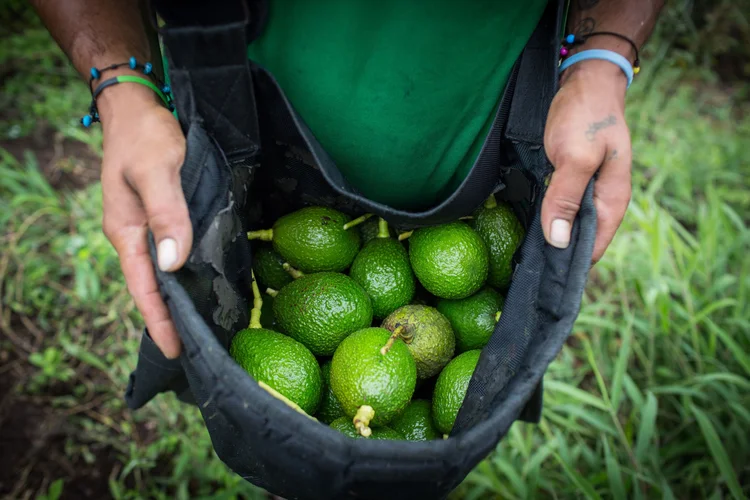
98 80 192 359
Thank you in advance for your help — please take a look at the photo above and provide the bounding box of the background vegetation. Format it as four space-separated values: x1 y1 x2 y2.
1 1 748 498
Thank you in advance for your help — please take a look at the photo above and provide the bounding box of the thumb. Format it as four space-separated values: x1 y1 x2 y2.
540 159 596 250
126 151 193 272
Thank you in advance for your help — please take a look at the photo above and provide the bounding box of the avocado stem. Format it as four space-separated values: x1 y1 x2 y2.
353 405 375 437
484 193 498 209
249 270 263 329
282 262 305 279
247 228 274 241
266 287 279 298
495 311 501 322
458 216 474 221
376 218 390 239
380 325 406 355
343 213 373 230
258 381 317 421
397 230 413 241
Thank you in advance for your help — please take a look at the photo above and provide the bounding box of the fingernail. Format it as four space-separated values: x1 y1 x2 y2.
550 219 571 249
157 238 178 271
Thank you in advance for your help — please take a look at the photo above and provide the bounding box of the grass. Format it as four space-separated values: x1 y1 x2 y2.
1 6 749 500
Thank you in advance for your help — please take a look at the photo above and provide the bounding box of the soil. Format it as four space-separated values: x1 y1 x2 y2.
0 129 113 499
0 124 101 191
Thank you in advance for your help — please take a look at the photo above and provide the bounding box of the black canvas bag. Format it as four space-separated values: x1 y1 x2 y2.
125 1 596 498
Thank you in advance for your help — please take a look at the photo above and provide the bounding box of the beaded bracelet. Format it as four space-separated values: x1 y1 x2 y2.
560 32 641 75
81 57 174 127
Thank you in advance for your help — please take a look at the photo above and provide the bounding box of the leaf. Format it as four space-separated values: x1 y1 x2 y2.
602 438 627 500
46 479 64 500
611 321 633 412
635 392 658 465
553 453 602 500
492 456 527 498
690 405 744 500
545 380 609 411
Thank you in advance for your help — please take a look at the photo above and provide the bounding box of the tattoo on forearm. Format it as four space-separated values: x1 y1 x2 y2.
574 17 596 36
608 149 618 161
585 115 617 141
577 0 600 10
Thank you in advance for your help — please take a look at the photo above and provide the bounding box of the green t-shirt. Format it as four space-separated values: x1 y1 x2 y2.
248 0 547 210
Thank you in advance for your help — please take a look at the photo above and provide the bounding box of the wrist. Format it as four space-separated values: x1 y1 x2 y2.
95 68 164 124
559 59 628 98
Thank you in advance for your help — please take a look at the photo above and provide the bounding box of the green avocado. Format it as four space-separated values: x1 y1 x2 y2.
317 360 346 424
359 216 395 244
436 287 503 352
329 417 403 440
408 222 489 300
350 219 415 319
381 304 455 379
432 350 481 435
230 328 322 415
473 196 524 289
249 206 361 273
252 244 294 291
389 399 440 441
273 272 373 356
330 327 417 431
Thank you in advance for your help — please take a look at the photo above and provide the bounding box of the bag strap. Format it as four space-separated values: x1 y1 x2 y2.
157 1 261 166
504 0 566 183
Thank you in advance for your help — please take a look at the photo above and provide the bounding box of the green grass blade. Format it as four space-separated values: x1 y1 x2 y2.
635 392 658 465
545 380 609 412
602 438 627 500
553 453 602 500
690 405 744 500
610 320 633 412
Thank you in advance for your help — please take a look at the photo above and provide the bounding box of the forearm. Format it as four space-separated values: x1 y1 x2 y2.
566 0 664 61
29 0 162 81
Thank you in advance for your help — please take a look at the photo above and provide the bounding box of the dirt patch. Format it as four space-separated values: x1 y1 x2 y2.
1 125 101 191
0 395 120 499
0 333 117 500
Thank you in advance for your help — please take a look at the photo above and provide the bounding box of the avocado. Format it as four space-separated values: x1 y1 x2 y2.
317 360 346 424
473 195 524 289
436 287 503 352
389 399 440 441
329 417 403 440
359 216 395 244
408 222 489 300
273 272 373 356
248 206 361 273
253 244 293 291
432 350 481 435
381 305 455 379
259 292 282 332
349 218 416 319
230 328 322 415
330 327 417 436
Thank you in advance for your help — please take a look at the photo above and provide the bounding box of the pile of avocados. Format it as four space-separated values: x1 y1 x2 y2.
230 196 524 440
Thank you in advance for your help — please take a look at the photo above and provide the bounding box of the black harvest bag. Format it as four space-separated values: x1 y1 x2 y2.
125 1 596 498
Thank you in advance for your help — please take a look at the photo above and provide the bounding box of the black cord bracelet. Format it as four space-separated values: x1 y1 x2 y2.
560 31 641 74
81 57 174 127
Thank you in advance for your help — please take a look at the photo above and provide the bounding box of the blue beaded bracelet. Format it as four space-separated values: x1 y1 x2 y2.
559 49 635 89
81 57 174 127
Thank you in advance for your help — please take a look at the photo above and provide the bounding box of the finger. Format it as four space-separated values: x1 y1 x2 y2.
124 147 192 273
541 154 598 250
102 180 182 359
591 145 632 263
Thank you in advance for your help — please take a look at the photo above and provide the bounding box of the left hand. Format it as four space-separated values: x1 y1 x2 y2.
542 59 633 263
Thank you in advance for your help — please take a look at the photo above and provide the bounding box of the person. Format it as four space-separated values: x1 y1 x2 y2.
31 0 663 360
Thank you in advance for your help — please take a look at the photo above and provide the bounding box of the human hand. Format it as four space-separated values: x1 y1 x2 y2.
98 80 191 358
542 59 633 263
